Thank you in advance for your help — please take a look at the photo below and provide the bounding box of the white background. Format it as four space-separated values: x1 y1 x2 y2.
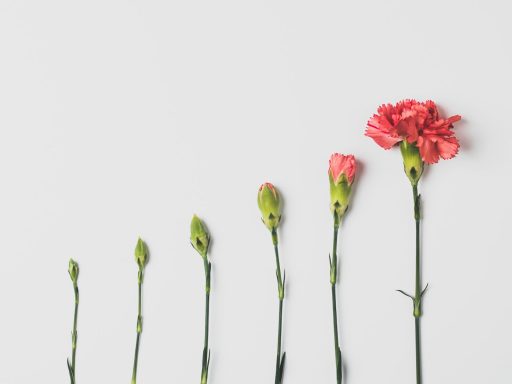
0 1 510 383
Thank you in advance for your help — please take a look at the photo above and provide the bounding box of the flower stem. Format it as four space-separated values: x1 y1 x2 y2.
131 268 144 384
70 282 79 381
415 317 421 384
330 214 342 384
412 185 422 384
275 297 283 384
201 258 211 384
272 229 285 384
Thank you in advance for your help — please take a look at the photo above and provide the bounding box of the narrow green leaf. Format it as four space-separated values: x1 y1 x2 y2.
421 283 429 297
67 359 75 384
397 289 414 300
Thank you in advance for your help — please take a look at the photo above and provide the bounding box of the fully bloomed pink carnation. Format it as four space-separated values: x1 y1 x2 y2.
329 153 356 184
365 100 461 164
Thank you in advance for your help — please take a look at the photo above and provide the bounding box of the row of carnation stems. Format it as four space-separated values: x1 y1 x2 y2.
66 98 460 384
64 153 419 384
63 157 413 384
67 226 212 384
66 173 351 384
326 148 430 384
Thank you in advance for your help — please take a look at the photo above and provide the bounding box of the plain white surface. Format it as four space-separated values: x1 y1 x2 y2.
0 0 511 383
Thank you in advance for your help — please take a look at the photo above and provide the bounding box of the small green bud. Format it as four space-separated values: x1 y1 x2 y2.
257 182 282 231
190 215 209 258
68 258 79 283
400 141 423 186
134 237 148 268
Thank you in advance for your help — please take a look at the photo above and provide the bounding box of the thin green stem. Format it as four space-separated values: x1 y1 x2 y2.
71 283 79 380
413 186 420 299
415 318 421 384
275 244 283 291
131 269 143 384
330 218 341 384
275 298 283 384
272 228 285 384
203 260 210 350
412 185 422 384
201 257 211 384
204 291 210 354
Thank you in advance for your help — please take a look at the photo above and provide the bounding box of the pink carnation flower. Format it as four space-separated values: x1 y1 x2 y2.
329 153 356 184
365 100 461 164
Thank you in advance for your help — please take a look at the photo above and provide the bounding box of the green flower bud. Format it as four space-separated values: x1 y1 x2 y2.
400 141 424 186
68 258 79 283
257 183 282 231
134 237 148 268
328 153 356 222
190 215 209 258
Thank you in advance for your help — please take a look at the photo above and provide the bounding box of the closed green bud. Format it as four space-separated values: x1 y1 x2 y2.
134 237 148 268
68 258 79 283
190 215 209 258
400 141 424 186
257 182 281 231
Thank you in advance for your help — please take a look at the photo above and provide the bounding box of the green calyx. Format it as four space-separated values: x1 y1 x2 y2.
68 258 79 283
329 173 351 221
190 215 210 258
400 141 424 186
258 183 282 231
134 237 148 269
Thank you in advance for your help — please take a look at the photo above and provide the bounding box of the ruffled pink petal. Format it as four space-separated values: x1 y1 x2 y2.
417 136 441 164
437 136 460 160
365 124 402 149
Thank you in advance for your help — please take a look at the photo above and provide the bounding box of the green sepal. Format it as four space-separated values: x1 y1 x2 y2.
329 173 351 219
400 141 424 186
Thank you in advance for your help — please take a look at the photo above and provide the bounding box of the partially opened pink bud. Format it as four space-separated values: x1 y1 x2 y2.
329 153 356 185
328 153 356 221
